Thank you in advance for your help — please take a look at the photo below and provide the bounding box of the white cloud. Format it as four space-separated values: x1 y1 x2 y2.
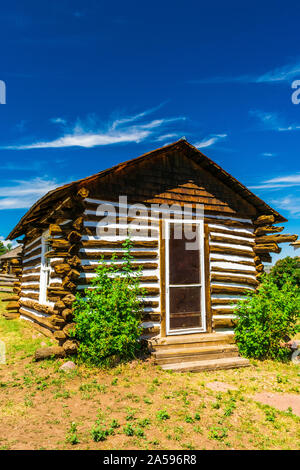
269 195 300 218
0 236 17 248
249 173 300 190
3 105 186 150
249 109 300 132
188 59 300 85
50 117 67 125
261 152 276 157
265 174 300 184
256 62 300 83
194 134 227 149
155 133 180 142
0 177 67 210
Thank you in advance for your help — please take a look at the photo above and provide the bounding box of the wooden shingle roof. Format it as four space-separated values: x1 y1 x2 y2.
0 245 22 260
7 139 287 240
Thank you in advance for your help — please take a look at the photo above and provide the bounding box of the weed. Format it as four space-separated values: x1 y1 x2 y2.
143 397 152 405
209 426 228 441
265 408 276 422
91 423 114 442
185 415 194 423
138 418 150 428
123 424 135 436
156 410 170 421
110 419 120 429
65 422 79 445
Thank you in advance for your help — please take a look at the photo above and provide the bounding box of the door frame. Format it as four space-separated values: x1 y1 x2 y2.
164 218 207 336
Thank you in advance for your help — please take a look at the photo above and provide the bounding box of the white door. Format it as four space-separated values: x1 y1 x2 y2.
165 219 206 335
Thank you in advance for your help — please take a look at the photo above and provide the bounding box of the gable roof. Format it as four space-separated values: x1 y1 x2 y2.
0 245 22 260
7 139 287 240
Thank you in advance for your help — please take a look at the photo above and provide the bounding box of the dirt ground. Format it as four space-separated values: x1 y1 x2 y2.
0 293 299 450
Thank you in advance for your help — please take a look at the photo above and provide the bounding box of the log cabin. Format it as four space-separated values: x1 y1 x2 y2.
6 139 299 371
0 245 22 274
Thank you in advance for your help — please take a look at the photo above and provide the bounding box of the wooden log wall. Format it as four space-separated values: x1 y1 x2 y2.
81 198 298 336
19 233 59 335
17 190 88 354
82 198 261 337
207 217 257 333
81 197 161 337
0 268 21 320
0 253 22 319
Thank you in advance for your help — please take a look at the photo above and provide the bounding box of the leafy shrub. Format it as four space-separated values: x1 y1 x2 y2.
268 256 300 289
235 274 300 360
72 239 145 366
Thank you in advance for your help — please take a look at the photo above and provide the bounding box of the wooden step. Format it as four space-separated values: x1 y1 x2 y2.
150 333 234 350
154 344 239 365
160 356 250 372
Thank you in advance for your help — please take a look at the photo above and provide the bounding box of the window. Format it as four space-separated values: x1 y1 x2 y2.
39 230 51 304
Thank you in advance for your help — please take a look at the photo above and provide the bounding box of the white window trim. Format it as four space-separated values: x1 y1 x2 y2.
165 219 206 336
39 229 51 305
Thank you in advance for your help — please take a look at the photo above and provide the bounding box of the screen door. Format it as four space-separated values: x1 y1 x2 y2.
165 220 206 335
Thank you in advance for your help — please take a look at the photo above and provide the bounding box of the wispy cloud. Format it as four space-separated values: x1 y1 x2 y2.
194 134 227 149
250 173 300 190
261 152 277 157
3 105 186 150
50 117 67 125
188 59 300 85
269 195 300 218
155 133 180 142
0 177 66 210
250 109 300 132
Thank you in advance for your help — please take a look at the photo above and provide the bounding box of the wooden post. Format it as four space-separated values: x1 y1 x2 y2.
159 218 166 337
204 224 212 333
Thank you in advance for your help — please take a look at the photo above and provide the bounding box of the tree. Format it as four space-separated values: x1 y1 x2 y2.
268 256 300 289
0 240 7 256
234 275 300 360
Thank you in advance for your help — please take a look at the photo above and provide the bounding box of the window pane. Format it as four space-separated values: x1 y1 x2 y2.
169 223 200 285
169 286 202 330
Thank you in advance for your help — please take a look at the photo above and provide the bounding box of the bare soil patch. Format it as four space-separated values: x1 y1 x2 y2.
206 382 238 392
252 393 300 417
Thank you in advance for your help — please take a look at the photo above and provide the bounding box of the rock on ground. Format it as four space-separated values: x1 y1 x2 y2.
59 361 76 372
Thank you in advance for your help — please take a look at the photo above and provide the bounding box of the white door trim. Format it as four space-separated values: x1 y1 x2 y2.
165 219 206 336
39 229 51 305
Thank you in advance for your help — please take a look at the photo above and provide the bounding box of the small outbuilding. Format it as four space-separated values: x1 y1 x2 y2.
6 140 298 370
0 245 22 275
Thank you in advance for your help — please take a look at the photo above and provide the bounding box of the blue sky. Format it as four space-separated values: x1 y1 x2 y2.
0 0 299 261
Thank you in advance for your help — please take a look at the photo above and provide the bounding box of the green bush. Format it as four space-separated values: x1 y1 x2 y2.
72 239 145 366
268 256 300 289
234 274 300 360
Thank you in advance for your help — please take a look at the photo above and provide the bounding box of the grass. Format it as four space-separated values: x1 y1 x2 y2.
0 292 299 450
